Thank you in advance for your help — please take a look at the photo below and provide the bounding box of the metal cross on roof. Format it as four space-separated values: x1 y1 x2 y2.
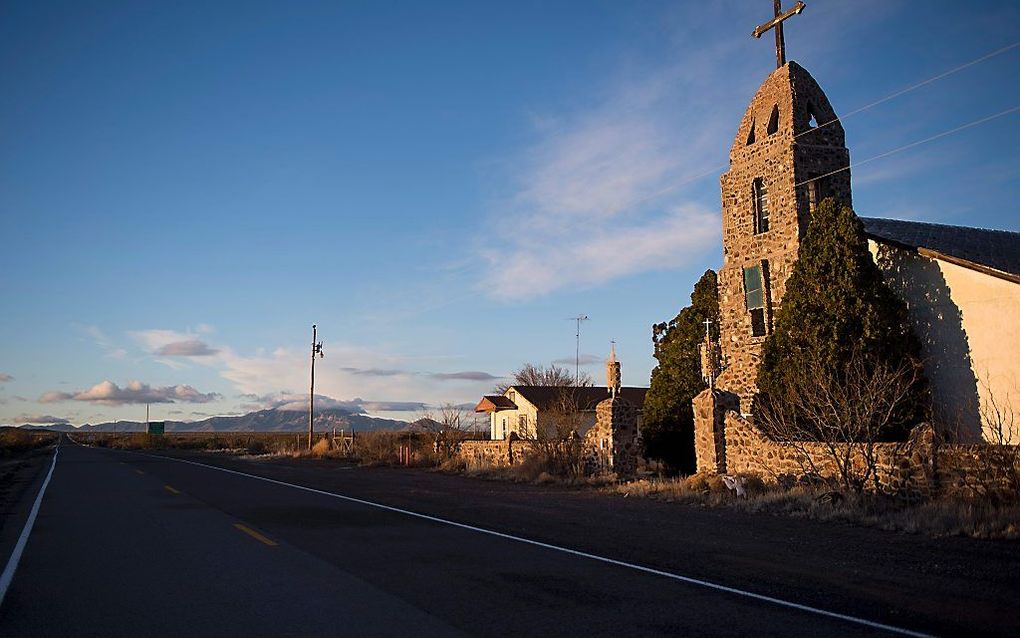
752 1 806 69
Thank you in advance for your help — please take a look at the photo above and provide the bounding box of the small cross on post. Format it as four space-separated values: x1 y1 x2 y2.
700 318 718 389
752 1 806 69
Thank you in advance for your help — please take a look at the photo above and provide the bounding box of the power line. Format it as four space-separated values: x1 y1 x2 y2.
793 105 1020 188
794 41 1020 140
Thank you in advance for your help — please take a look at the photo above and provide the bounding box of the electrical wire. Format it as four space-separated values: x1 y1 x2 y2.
793 105 1020 188
794 41 1020 140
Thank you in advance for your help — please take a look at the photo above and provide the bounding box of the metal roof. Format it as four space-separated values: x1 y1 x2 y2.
861 217 1020 283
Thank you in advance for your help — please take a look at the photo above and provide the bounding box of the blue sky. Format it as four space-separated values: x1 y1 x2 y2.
2 0 1019 426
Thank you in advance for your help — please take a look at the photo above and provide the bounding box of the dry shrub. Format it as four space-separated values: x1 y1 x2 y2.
505 453 555 483
310 438 332 457
354 431 404 466
684 472 728 493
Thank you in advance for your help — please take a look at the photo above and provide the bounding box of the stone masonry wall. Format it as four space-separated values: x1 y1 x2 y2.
722 411 934 497
694 399 1018 498
693 389 736 474
584 396 639 477
460 438 534 470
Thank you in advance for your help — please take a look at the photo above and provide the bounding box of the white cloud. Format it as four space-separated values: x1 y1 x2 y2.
0 373 12 383
39 391 73 403
237 392 426 414
130 329 195 352
11 414 69 425
39 380 221 406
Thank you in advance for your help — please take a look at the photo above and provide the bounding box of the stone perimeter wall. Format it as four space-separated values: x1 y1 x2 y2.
695 389 1019 497
460 438 534 469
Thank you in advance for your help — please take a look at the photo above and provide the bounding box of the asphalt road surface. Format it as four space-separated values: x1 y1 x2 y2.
1 439 1018 637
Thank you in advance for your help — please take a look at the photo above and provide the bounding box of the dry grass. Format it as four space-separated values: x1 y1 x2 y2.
74 430 477 468
610 474 1020 539
79 432 304 455
0 428 58 457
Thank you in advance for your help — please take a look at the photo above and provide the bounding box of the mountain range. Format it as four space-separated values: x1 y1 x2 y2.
10 407 408 433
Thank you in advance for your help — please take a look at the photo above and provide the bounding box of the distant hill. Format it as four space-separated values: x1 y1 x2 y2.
11 407 407 433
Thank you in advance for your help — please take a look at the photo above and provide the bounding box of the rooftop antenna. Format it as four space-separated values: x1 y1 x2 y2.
567 315 589 385
308 324 324 450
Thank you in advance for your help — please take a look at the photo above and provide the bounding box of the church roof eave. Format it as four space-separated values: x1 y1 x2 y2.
862 216 1020 285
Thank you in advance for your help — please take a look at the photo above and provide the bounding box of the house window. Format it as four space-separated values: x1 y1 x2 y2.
743 264 768 337
508 390 515 403
752 178 769 234
766 105 779 135
518 414 527 436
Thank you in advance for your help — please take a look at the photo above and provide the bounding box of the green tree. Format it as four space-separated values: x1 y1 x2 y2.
643 269 719 472
754 198 929 439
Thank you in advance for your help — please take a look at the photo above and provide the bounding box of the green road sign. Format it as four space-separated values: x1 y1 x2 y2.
147 421 165 435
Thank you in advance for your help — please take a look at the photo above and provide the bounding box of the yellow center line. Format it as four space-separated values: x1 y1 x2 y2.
164 485 180 495
233 523 278 547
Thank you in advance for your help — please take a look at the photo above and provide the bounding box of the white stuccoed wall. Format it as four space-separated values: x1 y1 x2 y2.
870 240 1020 444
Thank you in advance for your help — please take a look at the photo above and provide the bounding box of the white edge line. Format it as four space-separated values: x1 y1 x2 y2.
0 444 60 607
130 449 935 638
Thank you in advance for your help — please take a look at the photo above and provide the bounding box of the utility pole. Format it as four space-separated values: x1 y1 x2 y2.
570 315 589 385
308 324 324 450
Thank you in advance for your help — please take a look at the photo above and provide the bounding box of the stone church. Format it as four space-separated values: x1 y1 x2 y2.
693 28 1020 465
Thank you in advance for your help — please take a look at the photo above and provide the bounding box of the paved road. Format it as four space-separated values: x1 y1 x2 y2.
0 440 1016 637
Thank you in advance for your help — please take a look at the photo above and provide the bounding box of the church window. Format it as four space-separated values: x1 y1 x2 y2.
806 101 819 128
766 105 780 135
518 414 528 435
752 178 769 234
743 264 768 337
746 117 756 145
806 173 827 214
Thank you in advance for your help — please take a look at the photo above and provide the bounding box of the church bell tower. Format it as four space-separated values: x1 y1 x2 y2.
714 5 852 412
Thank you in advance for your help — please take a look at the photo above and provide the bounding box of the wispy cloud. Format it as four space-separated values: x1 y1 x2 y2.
340 367 405 377
39 380 221 406
0 373 12 383
429 371 501 381
552 354 601 366
72 323 126 359
155 339 220 357
475 37 749 300
360 400 427 413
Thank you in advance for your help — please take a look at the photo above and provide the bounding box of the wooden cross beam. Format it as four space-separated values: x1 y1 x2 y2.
752 1 806 69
